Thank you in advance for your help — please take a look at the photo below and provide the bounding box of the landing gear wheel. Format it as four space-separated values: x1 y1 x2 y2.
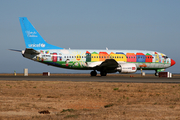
100 71 107 76
90 71 97 76
155 72 159 76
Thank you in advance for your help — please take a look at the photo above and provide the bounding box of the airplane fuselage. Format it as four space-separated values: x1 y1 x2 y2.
24 49 172 72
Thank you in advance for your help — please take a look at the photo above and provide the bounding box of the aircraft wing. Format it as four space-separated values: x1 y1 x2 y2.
96 59 118 70
88 59 119 72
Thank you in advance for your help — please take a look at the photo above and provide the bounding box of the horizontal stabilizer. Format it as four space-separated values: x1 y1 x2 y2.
24 48 40 54
9 49 22 52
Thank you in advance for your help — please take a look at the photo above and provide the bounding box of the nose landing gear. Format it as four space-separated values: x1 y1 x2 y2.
155 70 159 76
155 72 159 76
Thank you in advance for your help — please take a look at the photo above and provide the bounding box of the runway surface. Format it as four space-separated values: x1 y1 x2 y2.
0 75 180 83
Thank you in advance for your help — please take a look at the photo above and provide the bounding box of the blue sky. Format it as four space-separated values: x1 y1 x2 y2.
0 0 179 73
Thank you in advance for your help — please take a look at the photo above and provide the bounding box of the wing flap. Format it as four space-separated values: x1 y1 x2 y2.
87 61 102 68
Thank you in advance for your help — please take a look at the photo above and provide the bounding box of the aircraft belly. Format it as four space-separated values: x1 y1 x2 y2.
135 62 170 69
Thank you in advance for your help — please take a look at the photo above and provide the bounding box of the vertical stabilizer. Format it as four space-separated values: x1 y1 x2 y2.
19 17 63 50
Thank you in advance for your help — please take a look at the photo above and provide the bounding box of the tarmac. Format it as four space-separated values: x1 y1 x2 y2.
0 74 180 83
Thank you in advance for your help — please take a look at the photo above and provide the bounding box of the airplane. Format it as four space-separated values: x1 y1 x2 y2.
10 17 176 76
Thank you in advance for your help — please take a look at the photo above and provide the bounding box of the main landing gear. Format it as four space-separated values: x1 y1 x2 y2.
90 70 107 76
100 71 107 76
90 70 97 76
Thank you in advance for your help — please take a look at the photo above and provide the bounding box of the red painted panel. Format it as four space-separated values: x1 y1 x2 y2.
145 55 152 62
53 53 57 62
126 53 136 62
99 52 109 61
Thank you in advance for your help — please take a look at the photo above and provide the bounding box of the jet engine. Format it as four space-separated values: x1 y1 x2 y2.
116 63 137 73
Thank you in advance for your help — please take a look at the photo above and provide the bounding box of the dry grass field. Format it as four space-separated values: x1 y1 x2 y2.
1 77 180 119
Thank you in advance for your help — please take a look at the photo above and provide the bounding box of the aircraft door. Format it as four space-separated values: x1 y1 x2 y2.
52 53 57 62
155 53 159 63
59 53 62 61
86 51 91 62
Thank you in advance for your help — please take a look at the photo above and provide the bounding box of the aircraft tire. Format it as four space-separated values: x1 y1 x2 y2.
100 71 107 76
90 71 97 76
155 72 159 76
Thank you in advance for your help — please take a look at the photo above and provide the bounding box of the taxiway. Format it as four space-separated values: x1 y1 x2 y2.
0 75 180 83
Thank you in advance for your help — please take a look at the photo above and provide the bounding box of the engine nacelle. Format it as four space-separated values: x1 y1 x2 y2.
116 63 137 73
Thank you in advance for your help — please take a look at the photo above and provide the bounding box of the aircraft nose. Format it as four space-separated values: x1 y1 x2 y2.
171 59 176 66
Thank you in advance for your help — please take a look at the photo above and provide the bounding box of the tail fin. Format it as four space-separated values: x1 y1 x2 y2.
19 17 63 50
